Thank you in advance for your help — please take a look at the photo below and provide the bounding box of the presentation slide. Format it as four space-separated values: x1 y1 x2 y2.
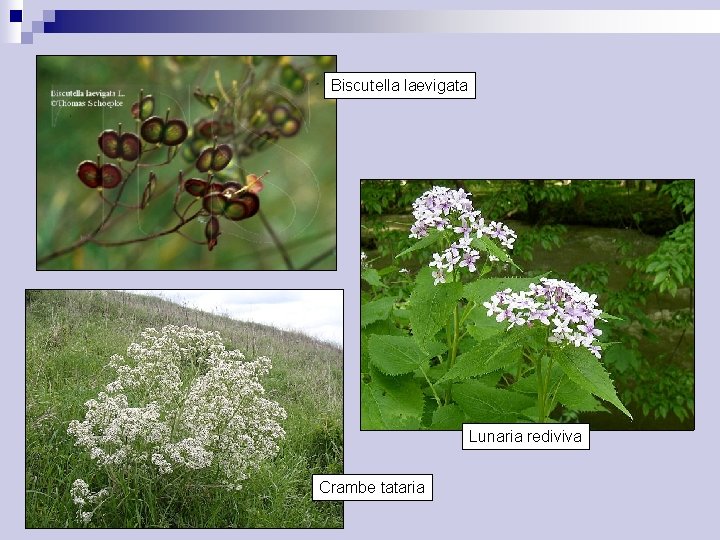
3 1 715 539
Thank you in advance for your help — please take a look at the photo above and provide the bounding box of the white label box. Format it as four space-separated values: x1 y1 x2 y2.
324 72 476 99
312 474 433 501
463 424 591 450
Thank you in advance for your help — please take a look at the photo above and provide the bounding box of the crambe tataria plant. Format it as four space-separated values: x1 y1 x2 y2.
361 186 631 429
67 325 286 524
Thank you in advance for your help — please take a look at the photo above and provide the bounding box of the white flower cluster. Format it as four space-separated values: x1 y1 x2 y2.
70 479 109 524
483 278 606 358
68 325 287 502
409 186 517 285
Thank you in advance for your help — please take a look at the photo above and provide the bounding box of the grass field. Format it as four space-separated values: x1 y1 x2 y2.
25 290 343 528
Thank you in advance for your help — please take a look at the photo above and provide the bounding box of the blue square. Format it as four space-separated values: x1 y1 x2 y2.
10 10 22 23
21 32 32 44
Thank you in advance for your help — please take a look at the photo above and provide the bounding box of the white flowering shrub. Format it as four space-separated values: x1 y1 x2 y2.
361 186 631 429
70 479 109 524
68 325 287 522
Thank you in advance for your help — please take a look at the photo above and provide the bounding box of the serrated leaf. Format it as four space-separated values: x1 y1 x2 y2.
440 329 523 383
361 297 396 328
555 378 607 413
361 383 386 429
453 380 534 422
465 311 505 342
430 404 465 430
368 335 446 376
395 229 443 259
555 346 632 418
409 267 463 350
472 236 520 269
361 268 385 288
361 370 424 430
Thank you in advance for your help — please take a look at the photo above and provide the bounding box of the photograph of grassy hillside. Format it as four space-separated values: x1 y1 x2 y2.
25 290 343 528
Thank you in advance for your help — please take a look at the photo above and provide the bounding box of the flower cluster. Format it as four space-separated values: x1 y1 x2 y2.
409 186 517 285
483 278 606 358
68 325 287 521
70 479 109 525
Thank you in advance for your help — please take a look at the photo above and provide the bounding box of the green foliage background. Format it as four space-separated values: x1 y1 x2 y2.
26 290 343 528
361 180 694 429
36 56 336 270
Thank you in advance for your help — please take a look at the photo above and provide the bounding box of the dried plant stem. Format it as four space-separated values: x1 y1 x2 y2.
258 211 295 270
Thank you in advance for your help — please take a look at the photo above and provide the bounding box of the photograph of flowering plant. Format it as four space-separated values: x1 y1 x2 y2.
361 180 694 430
26 290 343 528
36 56 336 270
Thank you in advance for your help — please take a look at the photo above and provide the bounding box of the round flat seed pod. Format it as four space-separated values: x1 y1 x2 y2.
250 110 268 128
211 144 233 171
100 163 123 188
184 178 208 197
280 65 297 85
131 95 155 120
222 181 243 192
224 192 260 221
162 119 188 146
206 182 225 194
280 118 300 137
217 121 234 137
289 76 306 95
195 147 214 173
202 192 227 215
98 130 120 159
270 105 290 126
120 132 141 161
140 116 164 144
196 119 218 139
77 160 101 188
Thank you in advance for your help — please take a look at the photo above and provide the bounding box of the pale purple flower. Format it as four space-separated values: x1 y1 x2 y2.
485 278 608 358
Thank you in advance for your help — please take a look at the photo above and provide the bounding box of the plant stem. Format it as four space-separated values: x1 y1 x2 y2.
258 211 295 270
536 354 545 423
419 365 442 407
444 302 461 405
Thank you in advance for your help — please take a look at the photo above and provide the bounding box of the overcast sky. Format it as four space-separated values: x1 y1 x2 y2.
125 290 343 346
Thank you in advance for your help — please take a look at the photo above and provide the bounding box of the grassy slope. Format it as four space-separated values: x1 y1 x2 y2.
25 290 343 528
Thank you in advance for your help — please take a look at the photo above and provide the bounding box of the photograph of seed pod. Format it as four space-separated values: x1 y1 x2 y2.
36 55 337 270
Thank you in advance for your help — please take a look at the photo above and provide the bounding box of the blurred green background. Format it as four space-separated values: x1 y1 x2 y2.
37 56 336 270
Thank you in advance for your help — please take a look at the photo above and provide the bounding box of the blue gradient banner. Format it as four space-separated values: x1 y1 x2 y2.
39 9 720 34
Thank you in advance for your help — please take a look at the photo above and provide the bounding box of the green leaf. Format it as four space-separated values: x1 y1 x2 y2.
395 229 443 259
430 404 465 430
361 268 385 288
453 380 535 422
465 312 505 342
361 297 396 328
440 330 523 383
555 378 607 413
361 370 424 429
555 346 632 418
472 236 520 269
368 335 446 376
409 267 463 350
